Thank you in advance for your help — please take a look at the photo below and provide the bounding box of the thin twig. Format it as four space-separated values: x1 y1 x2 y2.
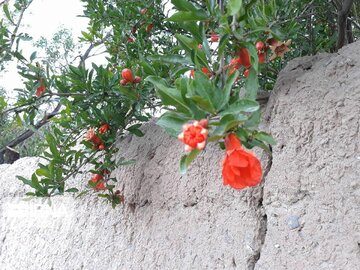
9 1 32 49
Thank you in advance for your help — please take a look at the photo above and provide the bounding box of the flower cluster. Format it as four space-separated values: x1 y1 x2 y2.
178 120 208 152
120 68 141 86
222 133 262 189
90 174 105 190
225 47 253 78
85 123 111 150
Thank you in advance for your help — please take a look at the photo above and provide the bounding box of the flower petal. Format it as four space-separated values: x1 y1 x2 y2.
224 133 242 151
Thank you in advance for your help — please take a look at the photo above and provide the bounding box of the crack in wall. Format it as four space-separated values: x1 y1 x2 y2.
248 146 273 270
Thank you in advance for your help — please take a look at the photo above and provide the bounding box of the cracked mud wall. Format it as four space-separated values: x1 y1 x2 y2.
1 41 360 270
0 126 268 270
255 43 360 269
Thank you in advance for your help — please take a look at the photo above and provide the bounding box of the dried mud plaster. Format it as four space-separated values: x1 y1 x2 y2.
1 41 360 270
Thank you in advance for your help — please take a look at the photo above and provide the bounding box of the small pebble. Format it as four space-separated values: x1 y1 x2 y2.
287 215 300 230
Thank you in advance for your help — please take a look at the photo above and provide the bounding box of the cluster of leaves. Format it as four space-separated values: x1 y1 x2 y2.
1 0 360 207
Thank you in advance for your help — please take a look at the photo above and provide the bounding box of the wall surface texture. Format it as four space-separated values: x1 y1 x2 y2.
1 42 360 270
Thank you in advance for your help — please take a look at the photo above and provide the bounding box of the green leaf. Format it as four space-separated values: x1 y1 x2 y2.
254 132 276 145
140 60 156 75
178 21 202 43
180 149 200 174
13 52 27 62
147 54 191 65
227 0 243 15
46 133 60 159
3 4 13 24
118 86 138 100
0 96 7 111
81 31 93 41
209 114 248 141
157 111 190 137
217 70 239 110
166 11 208 22
17 176 32 187
175 34 195 52
187 72 216 113
116 158 136 166
220 99 259 116
15 114 22 126
31 174 44 192
36 168 51 178
247 44 259 72
174 35 209 67
65 188 79 193
244 109 261 127
172 0 198 12
218 34 229 57
30 51 37 61
127 125 144 137
245 68 259 100
76 190 89 198
146 76 191 115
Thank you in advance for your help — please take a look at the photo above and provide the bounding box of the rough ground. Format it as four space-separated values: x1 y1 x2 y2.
1 41 360 269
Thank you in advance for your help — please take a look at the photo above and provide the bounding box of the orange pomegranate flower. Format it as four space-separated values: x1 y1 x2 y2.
258 52 266 64
85 128 103 146
190 68 211 78
99 123 110 134
239 48 252 69
222 133 262 189
35 82 46 97
178 120 208 152
90 174 105 190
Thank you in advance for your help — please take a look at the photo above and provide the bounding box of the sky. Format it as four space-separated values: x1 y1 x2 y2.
0 0 91 98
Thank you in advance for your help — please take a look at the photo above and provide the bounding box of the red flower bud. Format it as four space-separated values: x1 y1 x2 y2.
133 76 141 84
121 69 134 83
198 119 208 128
146 24 153 32
120 79 128 86
255 41 265 51
266 38 279 47
210 32 219 42
99 123 110 134
98 144 105 150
